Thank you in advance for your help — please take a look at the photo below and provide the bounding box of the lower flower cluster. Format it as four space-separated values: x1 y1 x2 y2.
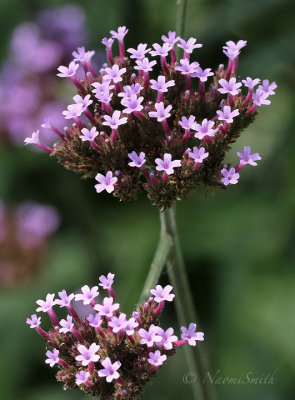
26 274 204 399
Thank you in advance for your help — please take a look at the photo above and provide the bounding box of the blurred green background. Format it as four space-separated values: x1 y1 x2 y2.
0 0 294 399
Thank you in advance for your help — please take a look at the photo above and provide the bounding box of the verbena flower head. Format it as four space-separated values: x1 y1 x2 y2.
27 27 277 208
26 273 203 399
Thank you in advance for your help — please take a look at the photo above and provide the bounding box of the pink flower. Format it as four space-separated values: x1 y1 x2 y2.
178 115 197 130
148 350 167 367
161 31 180 46
87 313 103 328
59 315 74 334
138 324 162 347
75 285 99 305
36 293 56 313
221 167 240 185
76 370 92 386
242 77 260 89
99 273 115 289
191 67 214 82
150 42 172 57
121 94 144 114
76 343 100 366
216 106 239 124
177 37 203 54
98 357 121 382
45 349 59 367
24 130 40 145
92 81 114 96
127 43 151 60
57 61 79 78
56 290 75 308
108 313 127 333
260 80 277 96
148 102 172 122
237 146 261 166
128 151 146 168
26 314 41 328
62 103 84 120
118 84 143 99
156 327 178 350
252 89 271 106
188 147 209 163
73 94 93 110
192 118 217 139
95 171 118 194
134 57 157 72
80 127 99 142
101 37 114 49
103 64 126 83
181 323 204 346
150 75 175 92
175 59 199 75
150 284 175 302
94 297 120 317
125 317 139 336
102 110 127 129
110 26 128 41
218 78 242 96
223 40 247 60
155 154 181 175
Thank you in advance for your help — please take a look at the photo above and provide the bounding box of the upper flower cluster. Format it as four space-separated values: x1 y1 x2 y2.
26 273 203 399
25 27 277 208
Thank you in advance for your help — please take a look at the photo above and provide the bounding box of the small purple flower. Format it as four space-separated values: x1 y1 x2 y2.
57 61 79 78
150 42 172 57
94 297 120 317
98 357 121 382
118 84 143 99
177 37 203 54
150 75 175 92
242 77 260 89
181 323 204 346
175 59 199 75
87 313 103 328
216 106 239 124
92 81 114 95
76 343 100 366
188 147 209 163
36 293 56 313
150 284 175 303
148 102 172 122
260 79 277 96
178 115 196 130
110 26 128 41
125 317 139 336
56 290 75 308
252 89 271 106
109 313 128 333
101 37 114 48
148 350 167 367
218 78 242 96
127 43 151 59
59 315 74 334
156 327 178 350
192 118 217 139
103 64 126 83
237 146 261 166
95 171 118 194
221 167 240 185
24 130 40 145
95 90 113 104
134 57 157 72
76 370 91 386
128 151 146 168
62 103 84 120
155 154 181 176
191 67 214 82
121 94 144 114
26 314 41 328
75 285 99 305
138 324 162 347
45 349 59 367
102 110 128 129
99 273 115 290
80 127 99 142
223 40 247 60
73 94 93 110
161 31 180 46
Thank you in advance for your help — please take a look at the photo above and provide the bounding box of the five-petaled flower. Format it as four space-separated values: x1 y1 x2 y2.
148 102 172 122
36 294 56 312
57 61 79 78
148 350 167 367
95 171 118 193
217 106 239 124
99 273 115 289
80 127 99 142
188 147 209 163
237 146 261 166
76 343 100 366
150 284 175 302
156 327 178 350
181 323 204 346
218 78 242 96
155 154 181 176
102 110 128 129
221 167 240 185
193 118 217 139
45 349 59 367
94 296 120 317
139 324 162 347
75 285 99 305
128 151 146 168
98 357 121 382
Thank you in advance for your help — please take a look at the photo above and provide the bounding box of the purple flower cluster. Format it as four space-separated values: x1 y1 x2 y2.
0 5 88 145
26 274 203 399
26 27 276 208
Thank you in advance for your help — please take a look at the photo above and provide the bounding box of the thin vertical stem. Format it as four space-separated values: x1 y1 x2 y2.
162 207 216 400
176 0 188 38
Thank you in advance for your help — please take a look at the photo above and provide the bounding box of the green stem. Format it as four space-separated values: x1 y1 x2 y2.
163 207 216 400
176 0 188 38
